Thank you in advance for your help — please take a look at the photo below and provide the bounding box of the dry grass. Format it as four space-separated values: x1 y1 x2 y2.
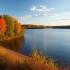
0 46 70 70
30 50 58 70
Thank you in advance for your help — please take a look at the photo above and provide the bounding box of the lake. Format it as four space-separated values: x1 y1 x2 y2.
19 29 70 65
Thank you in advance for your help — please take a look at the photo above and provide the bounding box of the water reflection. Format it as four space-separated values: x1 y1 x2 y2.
0 36 24 51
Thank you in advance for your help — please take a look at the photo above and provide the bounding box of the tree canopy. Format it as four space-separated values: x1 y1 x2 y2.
0 15 23 37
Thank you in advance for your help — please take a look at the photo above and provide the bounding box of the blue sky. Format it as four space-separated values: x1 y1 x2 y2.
0 0 70 25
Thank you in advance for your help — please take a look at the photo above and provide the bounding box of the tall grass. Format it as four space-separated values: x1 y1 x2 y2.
30 50 58 70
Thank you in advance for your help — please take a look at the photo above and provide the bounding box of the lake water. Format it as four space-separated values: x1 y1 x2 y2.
19 29 70 65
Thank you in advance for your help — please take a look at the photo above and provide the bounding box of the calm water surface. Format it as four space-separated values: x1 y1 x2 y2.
19 29 70 65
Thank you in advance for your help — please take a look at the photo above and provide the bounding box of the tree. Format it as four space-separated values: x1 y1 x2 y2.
4 15 14 36
3 15 23 37
0 16 6 37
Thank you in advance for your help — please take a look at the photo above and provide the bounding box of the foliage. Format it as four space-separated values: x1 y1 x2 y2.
0 16 6 33
0 15 23 38
4 15 14 35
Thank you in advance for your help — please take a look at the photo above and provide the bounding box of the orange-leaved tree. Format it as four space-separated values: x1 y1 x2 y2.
0 16 6 36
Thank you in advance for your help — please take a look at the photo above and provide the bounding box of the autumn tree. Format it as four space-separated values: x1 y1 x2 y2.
0 15 6 37
4 15 23 37
4 15 15 36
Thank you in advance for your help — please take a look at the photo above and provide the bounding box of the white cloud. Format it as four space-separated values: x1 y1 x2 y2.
30 6 37 11
40 5 47 9
30 5 70 21
30 5 55 17
30 5 54 12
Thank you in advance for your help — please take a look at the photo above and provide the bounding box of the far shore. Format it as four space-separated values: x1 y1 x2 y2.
21 24 70 29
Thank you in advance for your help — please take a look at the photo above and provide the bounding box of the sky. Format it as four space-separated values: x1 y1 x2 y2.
0 0 70 26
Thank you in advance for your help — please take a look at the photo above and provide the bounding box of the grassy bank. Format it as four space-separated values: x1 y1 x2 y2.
0 46 70 70
0 46 58 70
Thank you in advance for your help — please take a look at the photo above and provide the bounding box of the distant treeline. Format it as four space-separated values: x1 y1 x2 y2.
21 24 70 29
50 25 70 29
22 24 47 29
